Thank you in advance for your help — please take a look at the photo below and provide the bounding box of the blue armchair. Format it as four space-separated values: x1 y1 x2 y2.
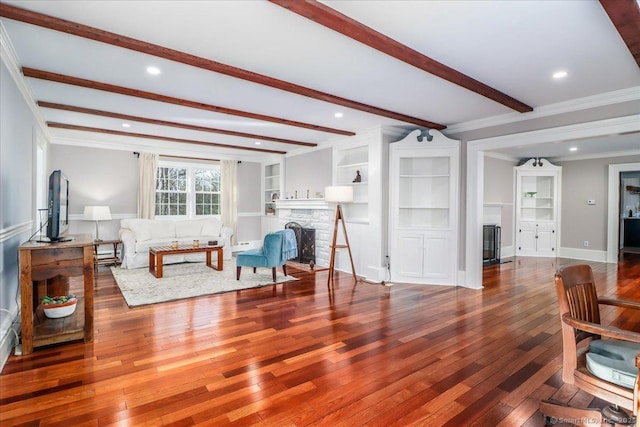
236 230 298 282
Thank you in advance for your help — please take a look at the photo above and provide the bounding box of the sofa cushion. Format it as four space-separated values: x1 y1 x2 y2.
202 219 223 236
127 219 152 241
175 220 204 237
150 221 176 239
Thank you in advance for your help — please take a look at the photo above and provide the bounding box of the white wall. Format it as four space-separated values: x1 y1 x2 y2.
0 58 40 369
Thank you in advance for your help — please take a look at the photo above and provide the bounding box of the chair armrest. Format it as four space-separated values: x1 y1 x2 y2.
599 298 640 311
562 313 640 343
119 229 136 254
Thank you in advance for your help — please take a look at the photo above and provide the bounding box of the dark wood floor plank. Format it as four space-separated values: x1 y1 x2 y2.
1 254 639 426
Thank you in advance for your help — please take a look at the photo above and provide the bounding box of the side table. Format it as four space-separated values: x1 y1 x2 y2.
93 239 122 271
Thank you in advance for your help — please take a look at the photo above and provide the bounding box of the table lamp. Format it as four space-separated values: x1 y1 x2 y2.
83 206 112 242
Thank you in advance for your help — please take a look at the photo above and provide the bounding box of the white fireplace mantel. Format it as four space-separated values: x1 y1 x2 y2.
275 198 329 210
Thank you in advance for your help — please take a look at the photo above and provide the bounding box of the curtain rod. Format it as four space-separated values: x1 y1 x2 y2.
133 152 240 163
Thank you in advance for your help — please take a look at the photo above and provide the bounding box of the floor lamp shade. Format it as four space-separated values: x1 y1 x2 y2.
83 206 112 241
324 186 353 204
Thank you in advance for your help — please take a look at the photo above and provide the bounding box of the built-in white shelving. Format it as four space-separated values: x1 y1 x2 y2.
389 129 460 286
334 145 369 222
514 158 561 257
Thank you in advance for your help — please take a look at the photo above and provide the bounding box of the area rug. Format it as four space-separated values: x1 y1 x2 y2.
111 260 298 307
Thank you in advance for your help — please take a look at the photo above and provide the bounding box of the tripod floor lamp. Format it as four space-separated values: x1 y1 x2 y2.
325 186 357 285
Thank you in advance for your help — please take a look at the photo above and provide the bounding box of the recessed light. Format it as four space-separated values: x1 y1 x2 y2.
334 112 343 118
569 147 578 151
553 70 568 79
255 141 261 145
146 66 161 75
122 123 131 128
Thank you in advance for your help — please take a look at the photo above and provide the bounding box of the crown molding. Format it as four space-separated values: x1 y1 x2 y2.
0 22 50 140
50 135 266 163
484 151 518 162
552 148 640 163
447 86 640 134
470 114 640 149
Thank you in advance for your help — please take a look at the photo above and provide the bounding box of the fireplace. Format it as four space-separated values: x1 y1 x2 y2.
285 222 316 264
483 224 501 265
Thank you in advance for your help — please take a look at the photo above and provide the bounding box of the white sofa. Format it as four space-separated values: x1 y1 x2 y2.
119 218 233 269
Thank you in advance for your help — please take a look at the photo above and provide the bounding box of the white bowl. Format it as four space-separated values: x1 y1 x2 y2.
43 299 77 319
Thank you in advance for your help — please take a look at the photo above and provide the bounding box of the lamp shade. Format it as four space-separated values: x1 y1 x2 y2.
83 206 112 221
324 186 353 203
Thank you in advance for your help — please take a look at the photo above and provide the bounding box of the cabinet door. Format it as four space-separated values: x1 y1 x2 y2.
517 222 537 254
423 232 450 280
536 224 556 254
395 233 424 278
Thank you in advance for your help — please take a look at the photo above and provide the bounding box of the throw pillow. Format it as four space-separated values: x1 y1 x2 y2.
127 219 152 242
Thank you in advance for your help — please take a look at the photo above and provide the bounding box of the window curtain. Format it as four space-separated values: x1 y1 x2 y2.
221 160 238 245
137 152 158 219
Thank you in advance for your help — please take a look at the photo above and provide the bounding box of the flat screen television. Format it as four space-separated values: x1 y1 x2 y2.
46 170 71 242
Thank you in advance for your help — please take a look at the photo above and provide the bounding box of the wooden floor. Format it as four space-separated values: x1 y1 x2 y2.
2 254 640 426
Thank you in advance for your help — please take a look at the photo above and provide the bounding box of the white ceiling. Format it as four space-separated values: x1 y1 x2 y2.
1 0 639 162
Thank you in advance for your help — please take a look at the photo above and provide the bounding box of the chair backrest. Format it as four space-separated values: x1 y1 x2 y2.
263 233 285 267
554 264 601 382
555 264 601 328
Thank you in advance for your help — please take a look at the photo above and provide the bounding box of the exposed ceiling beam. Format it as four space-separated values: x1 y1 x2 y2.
599 0 640 68
269 0 533 114
37 101 317 147
0 3 445 130
47 122 287 154
23 68 353 136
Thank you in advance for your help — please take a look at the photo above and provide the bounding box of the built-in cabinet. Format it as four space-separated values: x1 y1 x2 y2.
515 158 561 257
263 162 281 215
333 144 369 222
261 159 284 236
389 129 460 285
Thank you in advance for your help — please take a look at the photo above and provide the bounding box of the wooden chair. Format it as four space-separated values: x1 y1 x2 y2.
540 264 640 426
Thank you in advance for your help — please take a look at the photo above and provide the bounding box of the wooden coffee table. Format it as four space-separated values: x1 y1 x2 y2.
149 245 223 278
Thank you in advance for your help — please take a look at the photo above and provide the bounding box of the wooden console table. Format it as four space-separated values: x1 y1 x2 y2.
19 234 94 355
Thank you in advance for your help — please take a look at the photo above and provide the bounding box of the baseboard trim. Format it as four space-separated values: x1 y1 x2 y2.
558 247 607 262
232 240 261 252
501 245 514 259
0 309 20 373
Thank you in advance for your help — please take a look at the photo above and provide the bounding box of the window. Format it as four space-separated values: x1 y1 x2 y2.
194 168 220 215
155 161 221 218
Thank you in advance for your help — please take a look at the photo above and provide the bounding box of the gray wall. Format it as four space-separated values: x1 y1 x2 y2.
236 161 261 242
1 59 38 366
557 154 640 251
52 147 264 243
285 148 332 199
52 145 137 241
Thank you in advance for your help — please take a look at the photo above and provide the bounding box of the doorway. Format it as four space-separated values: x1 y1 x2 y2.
619 171 640 255
607 163 640 262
